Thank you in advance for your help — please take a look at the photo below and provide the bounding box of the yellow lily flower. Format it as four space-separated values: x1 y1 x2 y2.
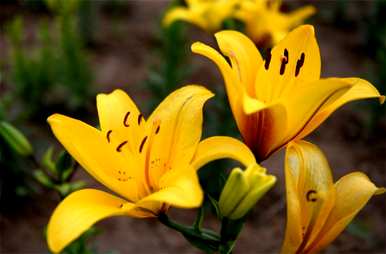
192 25 384 162
235 0 316 45
163 0 239 32
46 85 257 253
282 140 385 254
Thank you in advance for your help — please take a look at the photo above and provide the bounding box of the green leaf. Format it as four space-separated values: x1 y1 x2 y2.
42 146 57 175
56 150 74 180
33 170 55 188
0 121 33 157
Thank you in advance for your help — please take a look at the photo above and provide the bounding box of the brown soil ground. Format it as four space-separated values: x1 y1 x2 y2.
1 1 385 254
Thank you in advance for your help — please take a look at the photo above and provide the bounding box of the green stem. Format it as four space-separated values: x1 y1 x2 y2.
193 206 204 232
158 213 220 253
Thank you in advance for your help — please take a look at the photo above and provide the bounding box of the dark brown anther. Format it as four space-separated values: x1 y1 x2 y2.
295 52 305 77
123 111 130 127
138 114 143 125
106 130 112 143
139 136 148 153
264 48 272 70
306 190 317 202
155 125 160 134
116 141 128 152
280 48 289 75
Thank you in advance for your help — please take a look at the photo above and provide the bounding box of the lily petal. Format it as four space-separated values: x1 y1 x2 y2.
191 42 246 131
47 114 141 201
282 141 335 254
280 78 353 147
191 136 256 169
162 7 207 30
146 85 213 186
305 172 385 253
47 189 150 253
295 78 385 140
255 25 320 102
96 89 145 157
138 167 203 209
214 30 263 96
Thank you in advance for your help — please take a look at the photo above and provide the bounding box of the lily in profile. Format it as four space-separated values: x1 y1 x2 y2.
235 0 315 45
47 86 256 253
163 0 238 32
192 25 384 162
282 140 385 254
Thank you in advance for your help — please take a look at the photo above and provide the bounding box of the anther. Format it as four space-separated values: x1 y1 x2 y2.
138 114 143 125
295 52 305 77
280 48 289 75
139 136 148 153
306 190 317 202
106 130 112 143
116 141 128 152
264 48 272 70
123 111 130 127
155 125 160 134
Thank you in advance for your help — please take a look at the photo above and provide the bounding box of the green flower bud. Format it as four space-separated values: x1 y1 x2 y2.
219 168 249 217
0 121 33 156
219 164 276 220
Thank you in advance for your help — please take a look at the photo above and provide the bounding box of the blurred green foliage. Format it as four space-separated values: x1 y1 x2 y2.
6 3 93 119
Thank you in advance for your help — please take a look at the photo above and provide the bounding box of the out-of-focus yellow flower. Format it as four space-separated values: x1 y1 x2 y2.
235 0 316 45
163 0 239 32
192 25 384 162
46 86 257 253
282 140 385 254
219 163 276 220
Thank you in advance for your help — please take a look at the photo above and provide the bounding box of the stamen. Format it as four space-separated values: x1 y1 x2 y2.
155 125 160 134
138 114 143 125
116 141 128 152
264 48 272 70
106 130 112 143
306 190 317 202
123 111 130 127
139 136 148 153
280 48 289 75
295 52 305 77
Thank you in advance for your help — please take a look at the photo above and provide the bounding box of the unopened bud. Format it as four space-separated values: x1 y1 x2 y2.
0 121 33 156
219 168 249 217
219 164 276 220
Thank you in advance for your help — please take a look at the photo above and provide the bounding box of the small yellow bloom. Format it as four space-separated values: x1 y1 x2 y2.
192 25 384 162
235 0 316 45
46 85 256 253
163 0 239 32
219 164 276 220
282 140 385 254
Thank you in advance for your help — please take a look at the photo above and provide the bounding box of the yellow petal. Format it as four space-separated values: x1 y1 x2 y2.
47 189 150 253
146 85 213 187
295 78 385 140
47 114 141 201
214 30 263 96
138 167 203 209
191 136 256 169
282 141 335 254
162 7 207 30
242 103 287 162
191 42 246 132
255 25 321 102
305 172 384 253
287 6 316 27
96 89 145 171
280 78 353 147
